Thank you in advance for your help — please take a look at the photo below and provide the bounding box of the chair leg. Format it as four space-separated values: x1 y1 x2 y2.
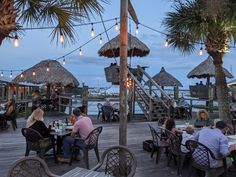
52 140 57 163
177 155 185 176
25 145 30 156
167 152 172 166
94 146 100 162
156 147 163 164
83 149 89 169
150 144 155 158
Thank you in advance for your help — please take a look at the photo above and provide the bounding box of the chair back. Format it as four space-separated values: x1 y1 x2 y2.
85 126 103 149
185 140 216 170
165 129 182 155
21 128 43 143
7 157 58 177
99 145 137 177
102 105 113 120
112 103 119 110
97 103 103 111
148 124 163 146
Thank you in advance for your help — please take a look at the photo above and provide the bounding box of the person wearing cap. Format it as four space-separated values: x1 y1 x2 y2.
57 106 93 163
194 121 235 176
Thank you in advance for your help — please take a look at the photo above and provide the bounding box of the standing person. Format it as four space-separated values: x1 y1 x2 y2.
194 121 235 176
57 106 94 163
31 90 41 112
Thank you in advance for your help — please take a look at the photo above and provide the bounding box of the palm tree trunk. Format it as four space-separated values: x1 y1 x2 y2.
212 54 231 124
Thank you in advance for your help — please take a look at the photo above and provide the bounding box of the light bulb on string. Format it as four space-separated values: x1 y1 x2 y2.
99 35 103 44
14 35 19 47
0 71 3 77
79 48 82 56
164 38 169 47
135 24 139 35
46 64 50 72
60 31 64 44
10 71 13 78
198 46 203 56
115 18 119 32
20 73 24 78
62 57 66 65
91 23 95 37
32 70 36 76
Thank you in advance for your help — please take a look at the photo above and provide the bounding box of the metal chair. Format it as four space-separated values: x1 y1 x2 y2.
70 126 103 169
97 103 103 120
21 128 56 161
102 105 113 122
165 128 187 176
148 124 169 164
91 145 137 177
7 157 58 177
186 140 228 177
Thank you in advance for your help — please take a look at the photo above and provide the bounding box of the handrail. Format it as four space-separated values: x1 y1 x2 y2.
137 66 172 101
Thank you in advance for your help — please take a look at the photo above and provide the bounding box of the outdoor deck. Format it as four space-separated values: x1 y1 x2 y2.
0 114 235 177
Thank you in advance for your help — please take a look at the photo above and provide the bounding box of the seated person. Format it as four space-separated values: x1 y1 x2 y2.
194 121 235 176
102 98 113 121
177 97 189 118
0 99 16 129
57 106 94 163
164 118 182 136
26 108 50 138
181 126 195 153
194 109 213 128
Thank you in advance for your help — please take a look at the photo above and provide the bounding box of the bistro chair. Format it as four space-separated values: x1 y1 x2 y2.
91 145 137 177
97 103 103 120
102 105 113 122
148 124 169 164
185 140 228 177
165 128 188 176
21 128 56 161
7 157 58 177
70 126 103 169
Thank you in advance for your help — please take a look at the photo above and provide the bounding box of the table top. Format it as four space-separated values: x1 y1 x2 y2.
227 135 236 140
50 130 71 137
61 167 113 177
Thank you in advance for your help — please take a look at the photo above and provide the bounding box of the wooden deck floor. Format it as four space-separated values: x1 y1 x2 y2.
0 114 235 177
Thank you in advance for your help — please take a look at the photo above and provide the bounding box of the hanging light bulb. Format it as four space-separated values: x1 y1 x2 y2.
60 31 64 44
135 24 139 35
115 18 119 32
91 23 95 37
46 64 50 72
14 35 19 47
10 71 13 78
164 38 169 47
0 71 3 77
62 57 66 65
198 46 203 56
79 48 82 56
20 73 24 78
99 35 103 44
32 70 36 76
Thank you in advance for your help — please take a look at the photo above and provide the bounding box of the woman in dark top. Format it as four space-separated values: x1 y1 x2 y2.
194 109 213 128
26 108 50 138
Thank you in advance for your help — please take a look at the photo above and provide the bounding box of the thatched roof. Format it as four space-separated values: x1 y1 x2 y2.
187 56 233 79
98 33 150 58
149 67 183 87
13 60 79 87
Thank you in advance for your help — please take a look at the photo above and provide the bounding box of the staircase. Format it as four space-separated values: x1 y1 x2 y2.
129 66 173 121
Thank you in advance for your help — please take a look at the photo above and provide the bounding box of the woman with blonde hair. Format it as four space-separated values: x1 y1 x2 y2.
26 108 50 138
194 109 213 128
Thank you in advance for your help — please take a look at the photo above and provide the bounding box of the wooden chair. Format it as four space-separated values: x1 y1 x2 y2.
185 140 228 177
70 126 103 169
7 157 58 177
21 128 56 161
91 145 137 177
165 129 187 176
97 103 103 120
148 124 169 164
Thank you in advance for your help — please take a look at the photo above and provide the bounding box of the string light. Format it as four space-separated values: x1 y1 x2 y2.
164 38 169 47
14 35 19 47
10 71 13 78
91 23 95 37
32 70 36 76
0 72 3 77
135 24 139 35
198 46 203 56
46 64 50 72
79 48 82 56
60 31 64 44
126 77 132 88
115 18 119 31
99 35 103 44
20 73 24 78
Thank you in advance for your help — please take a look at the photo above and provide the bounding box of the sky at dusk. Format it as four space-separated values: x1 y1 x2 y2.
0 0 236 89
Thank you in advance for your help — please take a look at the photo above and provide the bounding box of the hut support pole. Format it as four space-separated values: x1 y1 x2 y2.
46 84 51 99
119 0 128 146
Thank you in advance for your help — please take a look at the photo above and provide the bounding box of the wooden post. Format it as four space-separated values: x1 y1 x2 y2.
119 0 128 146
174 86 179 100
46 84 51 99
82 86 89 115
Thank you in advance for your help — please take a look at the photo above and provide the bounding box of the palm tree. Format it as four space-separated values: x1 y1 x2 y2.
0 0 109 45
163 0 236 123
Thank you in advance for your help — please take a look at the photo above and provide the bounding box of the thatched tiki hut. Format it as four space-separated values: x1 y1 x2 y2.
13 59 79 98
149 67 183 99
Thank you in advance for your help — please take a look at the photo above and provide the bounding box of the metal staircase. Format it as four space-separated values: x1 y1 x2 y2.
128 66 173 121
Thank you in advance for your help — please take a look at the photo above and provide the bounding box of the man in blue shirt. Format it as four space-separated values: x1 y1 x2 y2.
194 121 234 177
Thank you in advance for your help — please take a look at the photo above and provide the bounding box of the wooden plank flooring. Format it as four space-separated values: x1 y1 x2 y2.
0 114 235 177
